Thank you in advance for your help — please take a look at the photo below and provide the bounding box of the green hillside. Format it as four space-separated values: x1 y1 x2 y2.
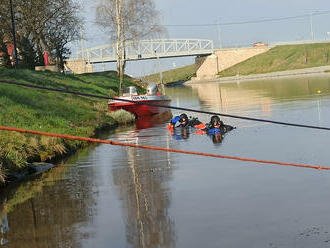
0 69 139 183
219 43 330 77
143 64 196 84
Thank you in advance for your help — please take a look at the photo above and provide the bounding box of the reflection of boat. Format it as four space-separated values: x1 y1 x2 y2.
108 83 171 117
135 110 172 130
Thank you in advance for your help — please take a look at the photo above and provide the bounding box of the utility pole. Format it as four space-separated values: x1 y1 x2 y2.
310 12 314 40
216 20 222 49
157 55 163 84
9 0 18 68
80 26 85 60
156 54 165 94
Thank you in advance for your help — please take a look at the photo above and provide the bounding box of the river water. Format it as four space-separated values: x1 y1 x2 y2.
1 74 330 248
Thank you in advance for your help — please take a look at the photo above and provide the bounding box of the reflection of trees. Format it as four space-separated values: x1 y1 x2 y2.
0 155 97 248
113 134 175 248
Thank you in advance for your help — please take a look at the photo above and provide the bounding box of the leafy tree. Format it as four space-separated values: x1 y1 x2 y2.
0 0 81 69
17 37 36 69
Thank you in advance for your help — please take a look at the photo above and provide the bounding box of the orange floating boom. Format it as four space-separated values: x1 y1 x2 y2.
0 125 328 171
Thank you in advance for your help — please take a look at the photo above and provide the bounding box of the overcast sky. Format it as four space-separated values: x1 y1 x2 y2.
75 0 330 77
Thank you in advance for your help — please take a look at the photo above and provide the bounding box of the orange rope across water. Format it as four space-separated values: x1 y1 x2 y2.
0 125 329 171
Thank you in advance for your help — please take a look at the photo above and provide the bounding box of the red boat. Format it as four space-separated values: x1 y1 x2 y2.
108 83 171 117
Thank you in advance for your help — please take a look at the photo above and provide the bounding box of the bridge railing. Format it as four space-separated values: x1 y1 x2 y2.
73 39 214 63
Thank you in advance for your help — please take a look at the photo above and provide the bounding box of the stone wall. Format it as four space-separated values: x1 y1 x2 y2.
35 65 59 72
65 60 94 74
194 46 270 80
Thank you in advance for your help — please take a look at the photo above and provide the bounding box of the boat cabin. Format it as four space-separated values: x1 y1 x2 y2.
122 82 160 97
123 86 138 96
146 82 159 95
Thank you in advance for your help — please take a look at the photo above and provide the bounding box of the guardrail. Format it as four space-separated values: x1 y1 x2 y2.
70 39 214 63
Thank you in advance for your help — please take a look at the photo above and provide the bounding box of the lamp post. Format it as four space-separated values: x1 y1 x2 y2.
9 0 18 67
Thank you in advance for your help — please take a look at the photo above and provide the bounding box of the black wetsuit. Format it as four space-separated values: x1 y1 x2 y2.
204 122 235 135
170 116 202 128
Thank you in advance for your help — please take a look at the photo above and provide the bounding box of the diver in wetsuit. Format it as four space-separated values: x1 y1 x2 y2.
168 113 204 129
203 115 235 144
204 115 235 135
167 113 204 140
168 114 235 142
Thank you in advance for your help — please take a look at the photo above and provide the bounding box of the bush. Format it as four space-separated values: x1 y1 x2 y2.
108 109 135 124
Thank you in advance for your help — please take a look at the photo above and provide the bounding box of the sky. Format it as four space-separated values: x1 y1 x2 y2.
72 0 330 77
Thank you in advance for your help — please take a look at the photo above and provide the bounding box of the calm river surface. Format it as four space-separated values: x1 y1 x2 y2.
2 75 330 247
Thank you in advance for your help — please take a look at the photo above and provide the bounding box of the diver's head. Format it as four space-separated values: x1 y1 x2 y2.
179 113 188 126
210 115 221 128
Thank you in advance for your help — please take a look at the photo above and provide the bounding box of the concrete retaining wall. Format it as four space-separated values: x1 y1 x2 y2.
65 60 94 74
35 65 59 72
194 46 270 80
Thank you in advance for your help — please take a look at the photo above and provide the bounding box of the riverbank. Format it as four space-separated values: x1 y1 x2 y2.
185 65 330 84
218 43 330 78
0 69 140 186
142 64 195 84
147 42 330 85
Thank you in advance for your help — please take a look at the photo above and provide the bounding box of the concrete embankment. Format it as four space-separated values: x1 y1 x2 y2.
194 47 270 80
186 65 330 84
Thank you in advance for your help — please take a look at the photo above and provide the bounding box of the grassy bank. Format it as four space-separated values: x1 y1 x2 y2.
143 43 330 83
143 64 196 84
0 69 139 184
219 43 330 77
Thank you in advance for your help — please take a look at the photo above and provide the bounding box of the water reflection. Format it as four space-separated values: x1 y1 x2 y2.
0 199 8 246
112 121 176 248
0 151 98 248
189 75 330 116
2 75 330 247
168 127 225 146
168 127 190 140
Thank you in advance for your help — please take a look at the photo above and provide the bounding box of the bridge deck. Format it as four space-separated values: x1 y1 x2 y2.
70 39 214 64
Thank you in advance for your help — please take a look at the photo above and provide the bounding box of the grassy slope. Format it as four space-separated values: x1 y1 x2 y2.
219 43 330 77
0 69 139 179
143 43 330 83
143 64 196 84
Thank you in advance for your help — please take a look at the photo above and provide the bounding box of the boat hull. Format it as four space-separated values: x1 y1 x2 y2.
109 96 171 117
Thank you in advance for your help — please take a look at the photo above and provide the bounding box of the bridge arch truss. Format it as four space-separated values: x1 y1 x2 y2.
75 39 214 64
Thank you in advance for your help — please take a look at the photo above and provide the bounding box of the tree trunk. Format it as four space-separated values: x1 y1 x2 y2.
116 0 123 95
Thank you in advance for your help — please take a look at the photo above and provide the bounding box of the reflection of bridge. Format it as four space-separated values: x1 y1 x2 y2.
76 39 214 64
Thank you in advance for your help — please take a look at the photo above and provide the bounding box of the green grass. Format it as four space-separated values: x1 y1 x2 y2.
143 64 196 84
218 43 330 77
0 68 140 183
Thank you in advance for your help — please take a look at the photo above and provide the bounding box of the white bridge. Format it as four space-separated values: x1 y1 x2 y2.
75 39 214 64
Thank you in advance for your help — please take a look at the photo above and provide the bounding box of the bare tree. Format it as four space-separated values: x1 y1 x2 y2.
96 0 165 94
